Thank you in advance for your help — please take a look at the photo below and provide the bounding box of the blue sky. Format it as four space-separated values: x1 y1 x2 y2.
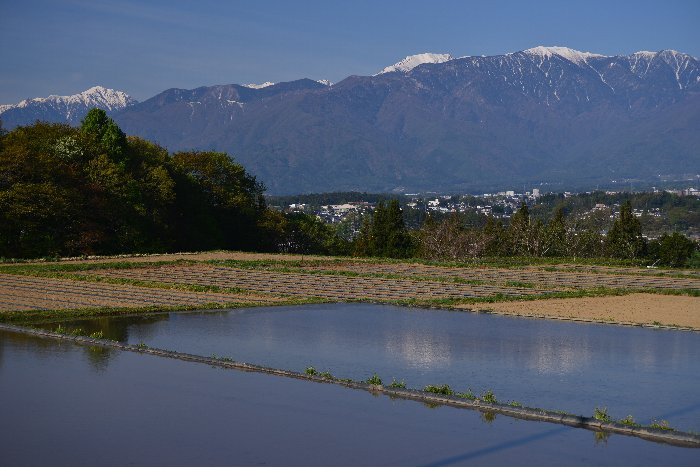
1 0 698 103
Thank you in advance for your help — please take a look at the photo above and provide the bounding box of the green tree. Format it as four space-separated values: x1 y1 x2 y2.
483 217 509 256
172 151 265 250
606 201 646 259
80 108 127 160
647 233 697 267
544 207 567 256
370 200 413 258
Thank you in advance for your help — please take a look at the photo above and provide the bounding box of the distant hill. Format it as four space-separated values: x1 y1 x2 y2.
4 47 699 194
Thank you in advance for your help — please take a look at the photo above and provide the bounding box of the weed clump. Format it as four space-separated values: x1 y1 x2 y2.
618 415 638 427
319 371 333 379
424 384 454 395
366 374 383 386
305 367 318 376
88 330 104 339
509 400 523 408
593 407 612 422
481 390 498 404
456 389 477 400
649 419 673 431
388 378 406 389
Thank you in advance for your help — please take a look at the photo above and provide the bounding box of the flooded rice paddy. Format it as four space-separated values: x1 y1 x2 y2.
1 330 698 466
47 302 700 433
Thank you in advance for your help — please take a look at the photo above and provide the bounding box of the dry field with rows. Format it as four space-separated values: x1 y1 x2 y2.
0 251 698 328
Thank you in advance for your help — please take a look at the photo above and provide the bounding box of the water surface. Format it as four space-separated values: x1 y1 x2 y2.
54 303 700 432
1 330 697 466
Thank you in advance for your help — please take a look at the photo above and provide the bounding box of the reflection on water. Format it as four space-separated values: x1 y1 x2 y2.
24 303 700 432
385 329 452 369
2 330 697 466
37 313 170 342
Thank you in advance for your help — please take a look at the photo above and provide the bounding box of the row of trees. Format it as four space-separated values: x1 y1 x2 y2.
346 200 697 267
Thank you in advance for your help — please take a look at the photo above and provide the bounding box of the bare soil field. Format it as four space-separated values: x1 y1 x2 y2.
86 264 547 301
468 293 700 329
0 273 283 312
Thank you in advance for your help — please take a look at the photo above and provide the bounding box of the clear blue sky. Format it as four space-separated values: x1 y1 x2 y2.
1 0 698 103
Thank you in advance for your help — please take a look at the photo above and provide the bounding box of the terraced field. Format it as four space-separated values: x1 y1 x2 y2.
0 272 284 312
0 252 697 328
294 262 700 290
86 264 549 301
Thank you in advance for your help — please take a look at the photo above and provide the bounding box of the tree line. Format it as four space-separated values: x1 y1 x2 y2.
0 112 697 267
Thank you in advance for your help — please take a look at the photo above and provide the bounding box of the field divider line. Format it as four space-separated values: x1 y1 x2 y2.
1 322 698 449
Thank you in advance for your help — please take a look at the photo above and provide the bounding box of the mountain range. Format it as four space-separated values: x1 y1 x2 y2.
2 46 699 194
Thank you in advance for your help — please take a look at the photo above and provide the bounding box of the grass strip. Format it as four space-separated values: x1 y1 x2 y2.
0 297 330 325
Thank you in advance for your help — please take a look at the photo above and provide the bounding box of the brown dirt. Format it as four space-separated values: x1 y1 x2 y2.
0 273 283 312
463 293 700 329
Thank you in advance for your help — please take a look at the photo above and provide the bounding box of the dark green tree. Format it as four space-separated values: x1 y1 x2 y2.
606 201 646 259
544 207 567 256
80 108 127 160
370 200 413 258
647 233 697 267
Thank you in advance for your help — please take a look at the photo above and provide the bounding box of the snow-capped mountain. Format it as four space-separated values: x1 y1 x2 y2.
243 82 275 89
107 45 699 194
377 53 454 74
521 46 605 64
3 46 699 194
0 86 136 129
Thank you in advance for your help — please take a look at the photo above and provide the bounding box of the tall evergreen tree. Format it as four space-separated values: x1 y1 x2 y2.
606 201 645 258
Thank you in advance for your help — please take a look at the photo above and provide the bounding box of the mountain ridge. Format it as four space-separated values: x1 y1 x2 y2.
2 46 699 194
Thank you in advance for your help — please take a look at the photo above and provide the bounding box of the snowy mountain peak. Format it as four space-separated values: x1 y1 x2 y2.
316 79 333 86
0 86 135 115
378 53 453 74
243 82 275 89
0 86 136 128
523 46 606 65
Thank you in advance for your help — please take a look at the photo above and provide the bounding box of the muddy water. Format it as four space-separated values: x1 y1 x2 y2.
52 302 700 432
1 330 697 466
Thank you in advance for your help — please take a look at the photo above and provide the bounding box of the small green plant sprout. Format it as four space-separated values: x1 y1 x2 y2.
88 330 104 339
481 390 498 404
55 324 66 334
424 384 454 396
593 407 612 422
319 371 333 379
388 378 406 389
618 415 638 426
366 374 383 386
649 419 673 431
135 342 148 349
509 400 523 408
219 356 234 363
305 367 318 376
69 328 85 336
456 388 477 400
